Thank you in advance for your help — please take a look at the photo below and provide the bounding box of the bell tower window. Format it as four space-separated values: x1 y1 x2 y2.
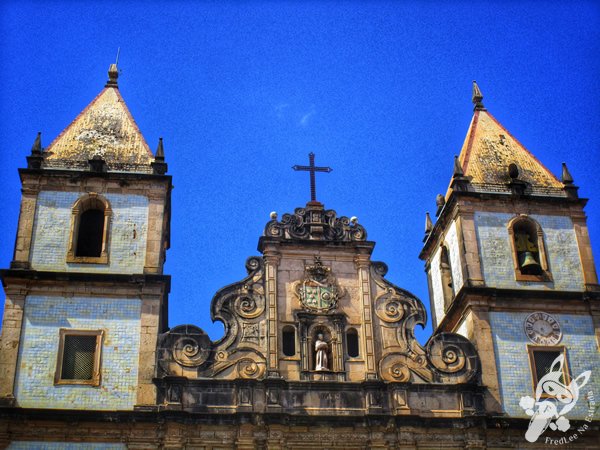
440 245 454 311
508 216 551 282
67 193 111 264
76 209 104 257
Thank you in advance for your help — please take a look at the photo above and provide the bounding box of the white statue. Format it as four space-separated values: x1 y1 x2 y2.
314 333 329 371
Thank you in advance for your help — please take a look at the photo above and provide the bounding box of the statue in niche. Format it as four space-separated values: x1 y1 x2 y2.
314 333 329 371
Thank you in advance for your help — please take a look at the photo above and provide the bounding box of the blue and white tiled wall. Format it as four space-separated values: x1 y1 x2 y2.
29 191 149 273
490 311 600 419
15 295 141 410
474 212 584 291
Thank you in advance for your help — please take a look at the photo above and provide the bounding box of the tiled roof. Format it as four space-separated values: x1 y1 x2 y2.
44 83 154 173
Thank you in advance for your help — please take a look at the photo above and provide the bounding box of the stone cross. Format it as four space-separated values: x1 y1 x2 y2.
292 152 332 202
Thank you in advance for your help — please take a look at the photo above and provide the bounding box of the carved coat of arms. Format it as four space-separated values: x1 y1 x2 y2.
294 257 344 312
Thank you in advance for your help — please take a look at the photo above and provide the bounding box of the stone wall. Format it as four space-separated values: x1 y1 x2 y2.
15 295 141 410
8 443 126 450
30 191 149 273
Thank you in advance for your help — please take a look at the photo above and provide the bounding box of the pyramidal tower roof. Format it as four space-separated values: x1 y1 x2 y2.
448 82 564 197
43 64 154 173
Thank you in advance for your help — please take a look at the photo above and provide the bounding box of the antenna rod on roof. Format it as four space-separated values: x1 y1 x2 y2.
115 47 121 66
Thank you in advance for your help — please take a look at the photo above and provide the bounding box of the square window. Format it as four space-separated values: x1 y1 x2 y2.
527 345 569 396
55 329 103 386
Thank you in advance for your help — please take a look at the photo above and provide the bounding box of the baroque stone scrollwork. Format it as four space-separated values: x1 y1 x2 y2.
157 325 212 375
264 205 366 242
236 357 265 379
234 295 265 319
426 332 479 383
157 256 267 379
371 261 480 384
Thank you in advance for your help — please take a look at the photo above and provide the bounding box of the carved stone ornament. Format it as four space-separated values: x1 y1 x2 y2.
264 203 366 242
371 261 480 384
157 256 267 380
294 257 344 313
157 325 212 375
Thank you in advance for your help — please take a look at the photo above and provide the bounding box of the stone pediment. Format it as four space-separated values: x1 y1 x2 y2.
156 227 481 414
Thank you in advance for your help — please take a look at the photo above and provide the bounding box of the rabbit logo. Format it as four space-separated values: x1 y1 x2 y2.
519 354 591 443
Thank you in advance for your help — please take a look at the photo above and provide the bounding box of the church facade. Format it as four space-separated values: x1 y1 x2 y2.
0 66 598 449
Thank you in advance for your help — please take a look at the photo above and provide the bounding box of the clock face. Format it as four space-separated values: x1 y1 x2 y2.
524 312 562 345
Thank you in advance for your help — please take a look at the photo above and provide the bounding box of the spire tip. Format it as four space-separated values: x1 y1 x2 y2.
472 80 485 110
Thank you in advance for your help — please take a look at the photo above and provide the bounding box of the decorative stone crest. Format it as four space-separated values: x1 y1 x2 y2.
294 257 344 313
264 202 366 242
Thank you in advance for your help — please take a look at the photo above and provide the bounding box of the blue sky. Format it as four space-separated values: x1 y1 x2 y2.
1 1 598 343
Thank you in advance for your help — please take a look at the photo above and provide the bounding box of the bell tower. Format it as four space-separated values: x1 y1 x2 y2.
0 65 171 410
420 82 600 416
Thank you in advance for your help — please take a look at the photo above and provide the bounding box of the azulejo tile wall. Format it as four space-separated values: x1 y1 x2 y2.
30 191 149 273
15 295 141 410
475 212 584 291
490 311 600 419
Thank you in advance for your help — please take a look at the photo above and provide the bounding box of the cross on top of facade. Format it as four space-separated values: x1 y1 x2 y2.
292 152 332 203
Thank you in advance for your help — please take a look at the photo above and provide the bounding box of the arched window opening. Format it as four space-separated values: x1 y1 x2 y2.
76 209 105 257
282 326 296 357
513 221 542 275
440 245 454 311
508 215 551 282
346 328 359 358
67 193 111 264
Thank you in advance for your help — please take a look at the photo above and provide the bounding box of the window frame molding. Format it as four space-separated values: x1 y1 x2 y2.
66 192 112 264
54 328 104 386
507 215 552 282
526 344 570 397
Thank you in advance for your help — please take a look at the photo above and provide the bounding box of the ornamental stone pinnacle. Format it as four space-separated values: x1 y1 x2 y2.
26 131 44 169
472 80 485 110
424 212 433 242
106 63 119 87
152 137 168 175
561 162 574 184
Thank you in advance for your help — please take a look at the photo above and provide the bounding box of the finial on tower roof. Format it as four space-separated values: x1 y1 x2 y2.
435 193 445 216
425 212 433 234
472 80 485 110
423 212 433 242
26 132 44 169
155 137 165 160
452 155 464 178
31 131 42 154
106 49 120 87
561 162 578 198
450 155 470 192
106 64 119 87
152 137 168 175
561 162 574 185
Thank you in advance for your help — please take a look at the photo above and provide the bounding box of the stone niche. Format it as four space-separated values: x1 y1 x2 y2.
296 312 347 381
